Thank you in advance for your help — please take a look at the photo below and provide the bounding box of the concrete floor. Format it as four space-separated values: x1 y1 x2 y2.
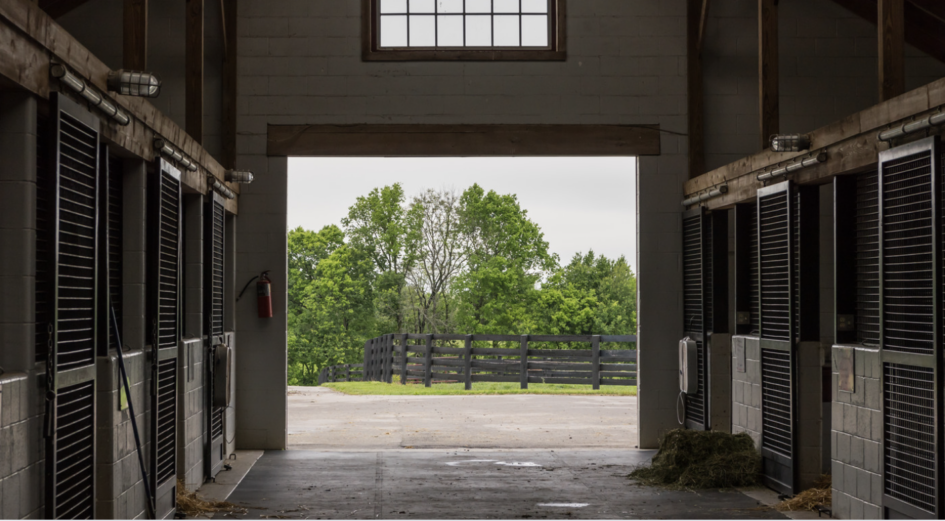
224 449 786 519
215 388 790 519
288 386 639 449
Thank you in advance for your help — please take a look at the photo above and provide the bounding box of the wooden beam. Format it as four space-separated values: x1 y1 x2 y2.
267 125 663 157
123 0 147 70
758 0 778 149
688 0 705 179
221 0 236 169
683 75 945 209
185 0 203 143
38 0 90 18
830 0 945 65
879 0 905 101
697 0 710 56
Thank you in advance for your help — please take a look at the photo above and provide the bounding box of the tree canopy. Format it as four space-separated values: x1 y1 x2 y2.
287 183 636 385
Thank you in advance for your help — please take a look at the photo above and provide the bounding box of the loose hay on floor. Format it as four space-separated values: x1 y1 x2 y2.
776 475 832 512
176 480 248 517
628 429 761 489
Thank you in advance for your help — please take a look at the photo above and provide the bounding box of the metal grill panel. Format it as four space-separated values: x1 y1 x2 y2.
856 172 880 345
883 363 936 514
108 155 123 350
749 203 760 334
211 406 224 439
210 200 225 337
759 192 791 341
156 358 177 485
793 193 800 339
158 172 181 349
685 340 706 426
56 113 98 371
683 215 703 332
881 152 935 354
53 381 95 520
36 114 50 362
761 348 793 457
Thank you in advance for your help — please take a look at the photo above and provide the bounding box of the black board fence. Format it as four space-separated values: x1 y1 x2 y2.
318 334 637 390
318 363 364 384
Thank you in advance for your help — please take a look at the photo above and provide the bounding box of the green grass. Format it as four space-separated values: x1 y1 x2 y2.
322 381 637 396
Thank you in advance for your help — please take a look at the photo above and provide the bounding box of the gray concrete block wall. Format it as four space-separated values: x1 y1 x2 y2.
708 333 732 433
94 351 151 520
831 345 882 520
178 338 206 491
731 336 762 449
702 0 945 172
0 373 46 520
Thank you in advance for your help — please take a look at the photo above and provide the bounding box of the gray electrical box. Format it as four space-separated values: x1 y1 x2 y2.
679 337 698 394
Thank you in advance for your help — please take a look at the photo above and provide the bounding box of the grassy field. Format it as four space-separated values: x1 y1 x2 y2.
322 381 637 396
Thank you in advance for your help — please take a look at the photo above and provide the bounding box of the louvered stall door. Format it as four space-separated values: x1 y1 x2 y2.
756 182 796 495
878 137 941 519
682 209 708 430
36 113 51 362
149 159 182 514
44 93 100 520
735 203 760 336
107 152 123 350
205 193 227 478
856 174 880 345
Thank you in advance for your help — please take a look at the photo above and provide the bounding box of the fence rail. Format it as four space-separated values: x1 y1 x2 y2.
337 333 637 390
318 363 364 384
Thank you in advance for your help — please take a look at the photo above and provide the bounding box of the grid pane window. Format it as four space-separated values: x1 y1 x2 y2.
379 0 552 48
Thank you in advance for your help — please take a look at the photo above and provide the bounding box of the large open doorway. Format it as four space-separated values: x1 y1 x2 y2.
285 156 639 450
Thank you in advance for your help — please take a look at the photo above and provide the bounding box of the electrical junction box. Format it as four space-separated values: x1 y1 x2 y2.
679 337 698 395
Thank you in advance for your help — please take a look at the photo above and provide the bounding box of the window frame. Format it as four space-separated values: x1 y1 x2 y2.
362 0 566 61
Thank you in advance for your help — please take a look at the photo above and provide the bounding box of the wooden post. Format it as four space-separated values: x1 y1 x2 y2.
464 335 473 391
400 334 408 385
879 0 905 101
221 0 238 169
520 335 529 389
387 334 394 383
687 0 705 179
123 0 148 70
591 335 601 390
185 0 204 143
345 364 351 382
758 0 778 149
423 334 433 388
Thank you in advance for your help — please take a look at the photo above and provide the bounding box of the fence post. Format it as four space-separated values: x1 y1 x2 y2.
424 334 433 388
344 364 350 382
386 334 393 383
592 335 601 390
365 339 372 381
520 335 529 389
464 335 473 391
400 334 409 385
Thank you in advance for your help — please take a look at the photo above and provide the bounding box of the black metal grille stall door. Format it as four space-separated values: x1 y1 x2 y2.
878 137 942 519
205 192 227 478
735 203 760 336
44 92 100 520
835 172 882 346
756 181 796 496
148 158 182 512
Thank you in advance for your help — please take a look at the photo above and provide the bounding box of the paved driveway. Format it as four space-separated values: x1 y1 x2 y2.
288 386 639 449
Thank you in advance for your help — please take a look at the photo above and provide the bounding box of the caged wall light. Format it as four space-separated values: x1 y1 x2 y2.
107 69 162 98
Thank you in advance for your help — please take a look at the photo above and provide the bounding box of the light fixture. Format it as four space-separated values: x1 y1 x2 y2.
682 185 728 207
50 63 130 126
757 151 827 182
225 170 255 184
770 134 811 153
209 176 236 200
107 69 161 98
878 111 945 142
153 137 198 172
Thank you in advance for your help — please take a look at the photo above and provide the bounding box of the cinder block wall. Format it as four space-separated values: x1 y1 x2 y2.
178 338 206 491
830 346 882 519
702 0 945 172
0 374 45 520
731 336 762 448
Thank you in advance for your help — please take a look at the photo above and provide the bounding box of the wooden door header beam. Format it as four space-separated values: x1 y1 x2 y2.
39 0 91 18
267 124 662 157
683 76 945 210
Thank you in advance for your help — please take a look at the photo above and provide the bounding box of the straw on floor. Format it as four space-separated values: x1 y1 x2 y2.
176 480 248 517
775 475 831 512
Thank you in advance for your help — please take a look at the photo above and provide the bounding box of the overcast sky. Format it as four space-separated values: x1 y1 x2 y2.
287 157 637 273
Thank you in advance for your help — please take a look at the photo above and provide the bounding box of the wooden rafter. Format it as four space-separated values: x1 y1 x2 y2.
697 0 710 56
123 0 147 70
38 0 91 18
222 0 237 169
759 0 779 149
688 0 705 179
185 0 203 143
829 0 945 65
879 0 905 101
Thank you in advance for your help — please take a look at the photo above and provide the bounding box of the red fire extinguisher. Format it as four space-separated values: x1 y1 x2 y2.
257 271 273 318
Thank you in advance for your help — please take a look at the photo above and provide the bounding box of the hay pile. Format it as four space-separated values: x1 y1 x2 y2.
629 429 761 489
176 480 247 518
776 475 831 512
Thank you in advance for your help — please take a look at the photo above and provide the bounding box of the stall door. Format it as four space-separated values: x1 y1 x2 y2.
205 191 227 478
43 92 100 520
